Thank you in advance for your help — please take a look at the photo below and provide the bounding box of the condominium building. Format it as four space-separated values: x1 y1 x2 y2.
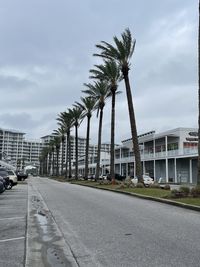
0 127 43 170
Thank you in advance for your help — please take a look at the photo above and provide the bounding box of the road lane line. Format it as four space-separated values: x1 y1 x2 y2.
0 237 25 243
0 216 24 221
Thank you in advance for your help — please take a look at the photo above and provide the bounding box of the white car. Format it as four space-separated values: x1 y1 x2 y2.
131 175 154 187
7 170 18 186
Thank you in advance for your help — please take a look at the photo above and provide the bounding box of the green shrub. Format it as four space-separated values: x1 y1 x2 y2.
136 182 145 188
164 184 171 190
170 189 179 198
191 185 200 197
149 183 160 189
179 186 190 196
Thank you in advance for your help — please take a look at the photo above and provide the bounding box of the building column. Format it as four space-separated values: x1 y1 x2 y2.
119 148 122 175
189 159 193 184
126 163 128 177
154 160 156 181
143 161 145 174
174 158 177 183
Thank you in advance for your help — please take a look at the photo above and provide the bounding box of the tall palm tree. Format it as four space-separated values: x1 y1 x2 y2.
57 111 74 178
94 28 143 183
75 96 97 180
53 127 66 176
52 135 61 176
198 0 200 185
48 140 54 176
39 146 49 175
68 106 84 179
83 81 111 180
90 60 122 183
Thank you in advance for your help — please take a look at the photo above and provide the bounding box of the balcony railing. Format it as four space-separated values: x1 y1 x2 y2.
116 148 198 161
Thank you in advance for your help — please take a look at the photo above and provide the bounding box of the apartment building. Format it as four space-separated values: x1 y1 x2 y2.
0 127 43 169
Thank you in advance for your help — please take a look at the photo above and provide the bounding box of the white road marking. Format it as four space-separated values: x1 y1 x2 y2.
0 236 25 243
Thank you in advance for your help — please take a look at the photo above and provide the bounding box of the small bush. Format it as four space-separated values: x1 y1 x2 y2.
191 185 200 197
149 183 160 189
170 189 179 198
116 183 126 189
163 184 171 190
179 186 190 196
136 182 145 188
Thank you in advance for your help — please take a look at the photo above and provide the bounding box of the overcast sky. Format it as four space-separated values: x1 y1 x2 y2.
0 0 198 144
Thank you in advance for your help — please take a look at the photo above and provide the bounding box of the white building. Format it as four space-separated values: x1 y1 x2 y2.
116 128 198 184
0 127 43 170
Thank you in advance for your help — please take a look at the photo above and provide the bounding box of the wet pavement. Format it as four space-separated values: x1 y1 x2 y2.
26 179 78 267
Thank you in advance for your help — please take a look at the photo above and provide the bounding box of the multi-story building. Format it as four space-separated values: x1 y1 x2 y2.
109 128 198 184
0 127 43 170
0 126 198 184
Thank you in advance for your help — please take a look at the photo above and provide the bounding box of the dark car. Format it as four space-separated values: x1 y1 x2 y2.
0 168 12 189
17 172 28 181
107 173 126 181
0 176 5 193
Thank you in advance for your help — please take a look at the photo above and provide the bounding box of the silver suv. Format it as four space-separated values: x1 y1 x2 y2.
7 170 18 186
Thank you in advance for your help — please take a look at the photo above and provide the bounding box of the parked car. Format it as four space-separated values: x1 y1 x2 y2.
17 172 28 181
0 168 12 189
0 176 5 193
107 173 126 181
7 170 18 186
131 174 154 187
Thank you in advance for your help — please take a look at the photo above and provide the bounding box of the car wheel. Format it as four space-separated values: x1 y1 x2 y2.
6 181 12 190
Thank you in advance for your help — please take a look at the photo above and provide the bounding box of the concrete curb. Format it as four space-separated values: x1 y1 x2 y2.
70 183 200 212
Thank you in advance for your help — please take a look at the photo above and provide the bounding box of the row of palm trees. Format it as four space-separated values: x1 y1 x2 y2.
39 28 143 183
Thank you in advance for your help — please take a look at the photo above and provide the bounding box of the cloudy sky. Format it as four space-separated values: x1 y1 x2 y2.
0 0 198 144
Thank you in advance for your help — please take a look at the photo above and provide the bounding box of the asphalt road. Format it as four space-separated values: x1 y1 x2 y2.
28 177 200 267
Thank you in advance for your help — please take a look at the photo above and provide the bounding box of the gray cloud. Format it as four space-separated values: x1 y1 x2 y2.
0 0 198 144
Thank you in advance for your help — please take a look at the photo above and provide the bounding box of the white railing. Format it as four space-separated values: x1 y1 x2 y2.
183 148 198 155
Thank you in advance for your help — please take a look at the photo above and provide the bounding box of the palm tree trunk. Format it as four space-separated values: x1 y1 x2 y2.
61 138 64 175
110 90 116 184
48 153 52 175
85 115 91 179
123 74 143 182
197 0 200 185
52 150 55 176
95 108 104 180
69 135 72 178
56 149 59 176
75 125 78 179
65 133 68 178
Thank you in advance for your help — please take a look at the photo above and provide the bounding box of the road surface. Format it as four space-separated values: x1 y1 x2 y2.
27 177 200 267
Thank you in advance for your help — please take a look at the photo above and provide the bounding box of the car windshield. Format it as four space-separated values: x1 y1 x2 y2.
7 170 14 175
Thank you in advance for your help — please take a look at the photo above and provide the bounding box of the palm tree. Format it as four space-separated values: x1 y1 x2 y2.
39 146 49 175
198 0 200 185
47 140 54 176
52 135 61 176
53 127 66 176
90 60 122 184
83 81 111 180
57 111 74 179
68 106 84 179
94 28 143 183
75 96 97 179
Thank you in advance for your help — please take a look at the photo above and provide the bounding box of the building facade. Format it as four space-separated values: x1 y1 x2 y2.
114 128 198 184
